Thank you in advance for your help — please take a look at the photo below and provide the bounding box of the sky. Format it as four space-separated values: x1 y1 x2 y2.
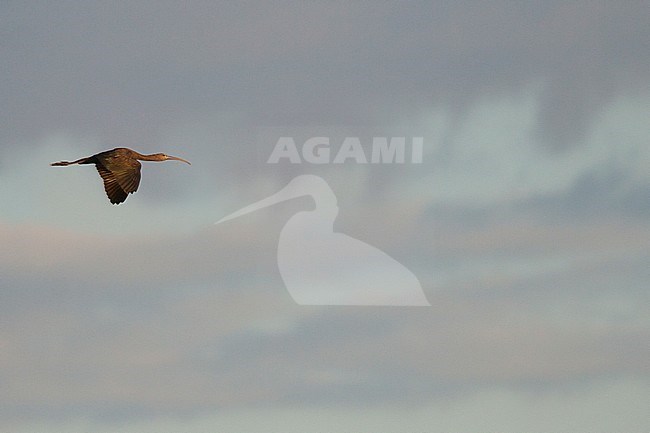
1 1 649 432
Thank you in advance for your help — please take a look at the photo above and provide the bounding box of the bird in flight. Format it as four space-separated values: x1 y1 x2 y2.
51 147 191 204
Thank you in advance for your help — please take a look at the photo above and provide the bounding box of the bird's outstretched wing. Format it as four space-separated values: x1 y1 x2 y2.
94 153 142 205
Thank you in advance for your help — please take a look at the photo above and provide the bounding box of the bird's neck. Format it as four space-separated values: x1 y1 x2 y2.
137 153 163 162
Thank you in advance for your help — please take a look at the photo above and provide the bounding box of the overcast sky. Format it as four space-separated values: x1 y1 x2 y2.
1 2 649 432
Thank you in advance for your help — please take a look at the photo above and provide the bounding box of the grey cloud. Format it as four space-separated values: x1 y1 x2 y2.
1 2 649 429
3 290 647 423
516 160 650 221
2 214 649 423
2 1 649 151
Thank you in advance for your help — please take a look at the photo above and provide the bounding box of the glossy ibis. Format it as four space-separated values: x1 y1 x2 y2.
51 147 191 204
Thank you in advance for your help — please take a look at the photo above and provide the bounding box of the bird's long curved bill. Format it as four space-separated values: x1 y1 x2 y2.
216 184 303 224
168 155 191 165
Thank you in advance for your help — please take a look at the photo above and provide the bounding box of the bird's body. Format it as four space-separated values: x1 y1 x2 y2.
51 147 190 204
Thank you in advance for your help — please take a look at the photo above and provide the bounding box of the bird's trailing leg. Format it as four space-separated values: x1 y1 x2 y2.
50 157 95 166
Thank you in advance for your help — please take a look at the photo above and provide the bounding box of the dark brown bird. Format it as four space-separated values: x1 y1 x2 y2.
51 147 191 204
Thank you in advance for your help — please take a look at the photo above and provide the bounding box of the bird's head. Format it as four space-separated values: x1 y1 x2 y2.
158 153 191 164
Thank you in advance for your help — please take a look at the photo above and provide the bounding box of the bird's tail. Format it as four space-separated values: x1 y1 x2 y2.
50 157 93 166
